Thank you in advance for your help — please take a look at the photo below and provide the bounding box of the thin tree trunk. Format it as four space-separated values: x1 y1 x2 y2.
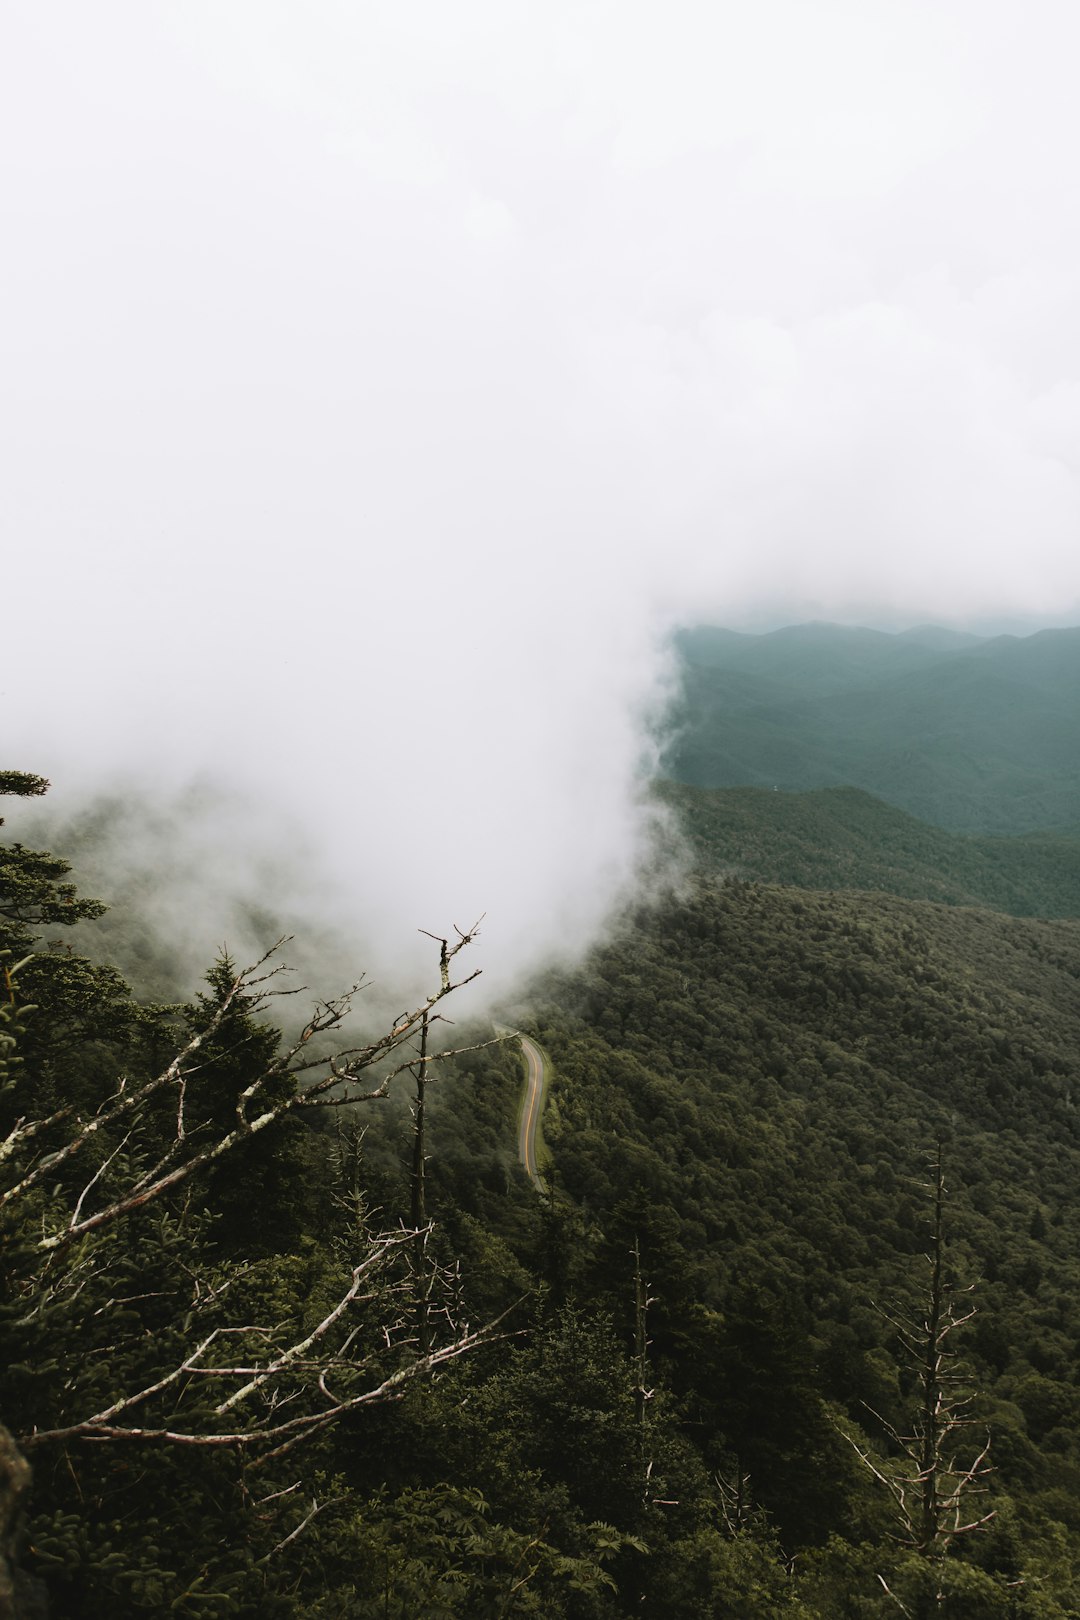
411 1011 431 1352
919 1145 946 1557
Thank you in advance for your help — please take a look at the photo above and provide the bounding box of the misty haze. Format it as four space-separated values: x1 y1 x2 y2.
4 4 1080 1615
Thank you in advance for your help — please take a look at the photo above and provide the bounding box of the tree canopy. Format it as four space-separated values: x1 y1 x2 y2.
6 769 1080 1616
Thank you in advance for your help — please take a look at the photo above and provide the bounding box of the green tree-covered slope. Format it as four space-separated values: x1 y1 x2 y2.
10 770 1080 1616
530 876 1080 1599
660 780 1080 917
666 622 1080 834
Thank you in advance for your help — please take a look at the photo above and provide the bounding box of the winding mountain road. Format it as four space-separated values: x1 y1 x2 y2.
516 1035 549 1192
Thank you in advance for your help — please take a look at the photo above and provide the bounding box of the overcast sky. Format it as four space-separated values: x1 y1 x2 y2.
4 3 1080 1002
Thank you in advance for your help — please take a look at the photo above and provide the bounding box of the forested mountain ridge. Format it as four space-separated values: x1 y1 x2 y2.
666 622 1080 834
525 874 1080 1606
8 766 1080 1615
659 779 1080 917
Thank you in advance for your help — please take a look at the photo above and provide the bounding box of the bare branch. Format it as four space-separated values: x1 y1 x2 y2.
7 921 511 1482
3 931 503 1256
256 1493 348 1563
1 944 281 1211
846 1145 994 1560
23 1308 513 1456
214 1230 416 1418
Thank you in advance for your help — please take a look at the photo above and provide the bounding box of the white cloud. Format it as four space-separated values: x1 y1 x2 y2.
3 1 1079 1002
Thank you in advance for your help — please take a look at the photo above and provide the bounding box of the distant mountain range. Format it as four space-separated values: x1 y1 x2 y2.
664 622 1080 836
658 780 1080 918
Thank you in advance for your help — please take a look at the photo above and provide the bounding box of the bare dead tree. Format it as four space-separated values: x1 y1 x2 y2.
22 1227 504 1460
409 1004 438 1355
842 1145 993 1610
631 1236 655 1503
629 1237 679 1526
410 1007 431 1237
3 923 495 1255
3 925 511 1469
331 1115 370 1240
715 1465 755 1538
406 923 481 1353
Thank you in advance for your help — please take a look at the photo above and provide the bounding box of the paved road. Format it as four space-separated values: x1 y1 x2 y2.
517 1035 549 1192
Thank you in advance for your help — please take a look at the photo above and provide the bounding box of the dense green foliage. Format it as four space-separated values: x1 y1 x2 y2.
7 761 1080 1615
666 622 1080 834
661 780 1080 917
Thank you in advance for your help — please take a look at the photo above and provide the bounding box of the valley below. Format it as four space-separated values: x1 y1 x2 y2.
5 622 1080 1618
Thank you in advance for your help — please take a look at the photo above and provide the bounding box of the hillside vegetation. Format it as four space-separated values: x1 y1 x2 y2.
660 780 1080 917
666 622 1080 834
8 704 1080 1615
531 876 1080 1577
